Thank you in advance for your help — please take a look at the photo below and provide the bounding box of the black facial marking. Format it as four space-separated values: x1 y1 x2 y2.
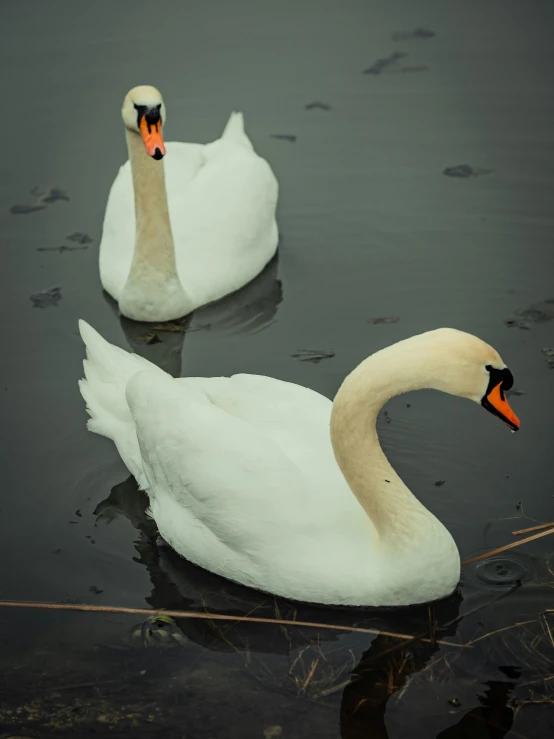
133 103 162 131
481 365 517 429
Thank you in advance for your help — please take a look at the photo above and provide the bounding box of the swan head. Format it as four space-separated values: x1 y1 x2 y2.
122 85 167 160
418 328 520 431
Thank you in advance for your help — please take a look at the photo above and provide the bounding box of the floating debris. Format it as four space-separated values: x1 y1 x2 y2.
542 348 554 369
136 321 210 343
392 27 436 41
506 297 554 330
30 286 62 309
506 388 526 397
10 186 69 215
384 411 391 424
10 203 46 214
264 728 283 739
37 245 88 253
130 614 188 649
75 509 82 518
447 697 461 707
517 298 554 324
152 321 187 333
434 480 446 487
270 134 297 142
305 101 331 110
33 186 70 204
136 331 161 345
504 318 529 330
291 349 335 364
66 231 93 244
442 165 494 178
368 316 400 324
363 51 407 74
89 586 104 595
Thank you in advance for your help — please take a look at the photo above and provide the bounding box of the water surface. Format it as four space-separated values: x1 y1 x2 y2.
1 0 553 736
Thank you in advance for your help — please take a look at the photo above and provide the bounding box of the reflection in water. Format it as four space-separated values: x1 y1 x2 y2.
95 475 470 736
436 678 515 739
340 600 462 738
93 475 554 738
103 254 282 375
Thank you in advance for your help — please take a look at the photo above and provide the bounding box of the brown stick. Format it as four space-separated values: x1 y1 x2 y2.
461 527 554 566
512 522 554 537
0 599 466 648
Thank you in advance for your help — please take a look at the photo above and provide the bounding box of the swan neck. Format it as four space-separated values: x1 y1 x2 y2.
330 346 436 545
126 129 178 281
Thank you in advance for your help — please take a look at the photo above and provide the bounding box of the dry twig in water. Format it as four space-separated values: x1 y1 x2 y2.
461 527 554 565
0 600 464 648
512 522 554 536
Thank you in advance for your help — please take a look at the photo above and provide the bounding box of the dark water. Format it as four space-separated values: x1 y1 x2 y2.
1 0 553 736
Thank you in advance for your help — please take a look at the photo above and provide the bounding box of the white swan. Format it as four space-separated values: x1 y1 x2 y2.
99 86 279 322
78 322 519 607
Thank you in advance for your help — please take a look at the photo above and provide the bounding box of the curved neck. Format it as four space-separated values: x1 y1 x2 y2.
330 337 445 547
125 129 178 283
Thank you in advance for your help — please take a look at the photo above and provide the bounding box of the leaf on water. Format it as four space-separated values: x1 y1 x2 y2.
10 203 46 214
515 298 554 324
291 349 335 364
363 52 407 74
35 186 70 203
270 134 297 142
30 286 62 309
305 101 331 110
368 316 400 324
504 318 530 330
66 231 93 244
506 388 526 397
443 165 494 178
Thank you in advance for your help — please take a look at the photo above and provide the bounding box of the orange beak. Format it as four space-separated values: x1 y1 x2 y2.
139 116 166 159
485 382 520 431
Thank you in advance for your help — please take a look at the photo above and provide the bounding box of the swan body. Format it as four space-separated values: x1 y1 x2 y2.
78 322 519 607
99 86 279 322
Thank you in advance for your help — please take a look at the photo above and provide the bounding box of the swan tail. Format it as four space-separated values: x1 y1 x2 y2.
78 320 166 441
221 111 254 151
